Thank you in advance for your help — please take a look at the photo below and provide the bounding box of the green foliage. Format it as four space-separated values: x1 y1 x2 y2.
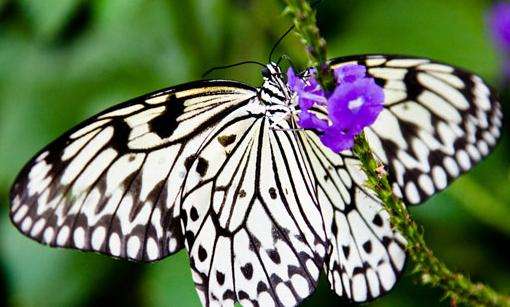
0 0 509 306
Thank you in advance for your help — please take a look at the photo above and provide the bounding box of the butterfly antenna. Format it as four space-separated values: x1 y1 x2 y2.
267 0 322 63
202 60 266 78
268 25 295 63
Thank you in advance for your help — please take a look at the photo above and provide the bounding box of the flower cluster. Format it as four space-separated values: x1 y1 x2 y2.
287 64 384 152
488 2 510 78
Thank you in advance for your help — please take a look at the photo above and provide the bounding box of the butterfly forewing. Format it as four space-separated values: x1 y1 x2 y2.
330 55 502 205
9 80 256 262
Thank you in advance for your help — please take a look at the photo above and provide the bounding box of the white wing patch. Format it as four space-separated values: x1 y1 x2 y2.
331 55 502 205
10 81 256 262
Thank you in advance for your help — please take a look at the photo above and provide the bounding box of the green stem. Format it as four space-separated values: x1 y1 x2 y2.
283 0 336 91
283 0 510 306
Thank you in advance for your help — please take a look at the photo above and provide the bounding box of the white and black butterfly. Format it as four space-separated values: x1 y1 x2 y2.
9 54 502 306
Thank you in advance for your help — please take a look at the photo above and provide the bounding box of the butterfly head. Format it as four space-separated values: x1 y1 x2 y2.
259 63 292 106
261 63 282 80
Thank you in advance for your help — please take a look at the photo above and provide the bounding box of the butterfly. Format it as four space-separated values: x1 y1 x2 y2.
9 54 502 306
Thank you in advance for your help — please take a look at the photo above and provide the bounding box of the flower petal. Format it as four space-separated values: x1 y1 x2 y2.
289 63 384 152
298 110 329 131
334 64 367 83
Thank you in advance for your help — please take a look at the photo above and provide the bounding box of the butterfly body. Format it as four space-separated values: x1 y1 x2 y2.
9 55 502 306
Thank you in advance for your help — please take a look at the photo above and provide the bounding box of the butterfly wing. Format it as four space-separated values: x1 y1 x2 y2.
9 80 257 262
297 131 406 302
330 55 502 205
180 112 329 306
10 54 501 306
299 54 501 302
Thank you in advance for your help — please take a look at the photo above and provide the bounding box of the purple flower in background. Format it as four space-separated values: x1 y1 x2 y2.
489 3 510 50
288 64 384 152
488 2 510 77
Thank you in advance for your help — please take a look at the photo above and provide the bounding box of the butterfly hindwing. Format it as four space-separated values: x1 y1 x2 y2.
180 113 328 306
298 131 406 302
9 80 256 262
330 55 502 205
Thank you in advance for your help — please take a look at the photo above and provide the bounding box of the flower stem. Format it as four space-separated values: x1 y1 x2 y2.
283 0 336 91
283 0 510 306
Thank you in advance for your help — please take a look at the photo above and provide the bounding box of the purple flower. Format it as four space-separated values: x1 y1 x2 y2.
288 67 329 129
298 110 329 131
287 67 326 110
334 64 367 83
488 2 510 77
328 77 384 132
489 2 510 51
288 64 384 152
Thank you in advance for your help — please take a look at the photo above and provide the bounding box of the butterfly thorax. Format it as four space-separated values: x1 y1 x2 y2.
259 63 293 106
258 63 299 128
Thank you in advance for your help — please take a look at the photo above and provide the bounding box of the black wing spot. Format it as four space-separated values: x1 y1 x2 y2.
398 120 419 142
190 207 199 222
148 94 183 139
353 266 365 275
198 245 208 262
453 138 468 150
342 245 350 258
216 271 225 285
267 249 281 264
268 187 277 199
381 236 392 247
363 241 372 254
237 290 249 300
217 134 237 147
239 189 247 198
223 290 236 300
257 281 268 293
372 214 383 227
180 209 188 225
241 263 253 280
196 157 209 177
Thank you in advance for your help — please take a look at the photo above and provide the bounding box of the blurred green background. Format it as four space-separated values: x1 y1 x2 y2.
1 0 509 306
